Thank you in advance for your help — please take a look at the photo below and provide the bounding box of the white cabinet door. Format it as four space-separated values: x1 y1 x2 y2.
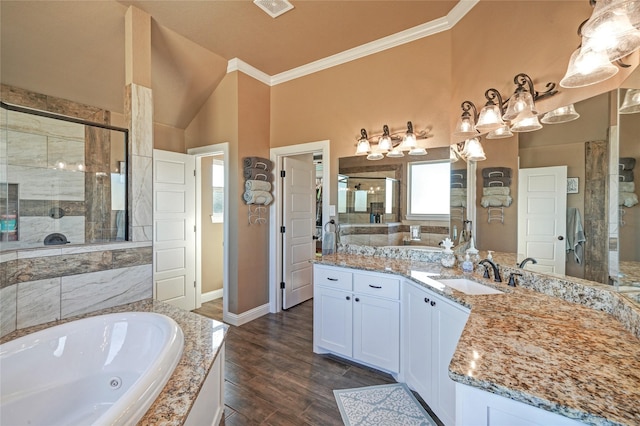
402 281 434 400
353 295 400 373
431 294 469 426
313 286 353 357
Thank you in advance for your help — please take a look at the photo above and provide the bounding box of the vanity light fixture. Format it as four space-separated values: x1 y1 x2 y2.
486 124 514 139
503 73 557 121
475 89 506 133
453 101 479 139
355 129 371 155
541 104 581 123
619 88 640 114
354 121 431 159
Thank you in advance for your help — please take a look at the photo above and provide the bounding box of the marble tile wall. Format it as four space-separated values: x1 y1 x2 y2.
584 140 609 284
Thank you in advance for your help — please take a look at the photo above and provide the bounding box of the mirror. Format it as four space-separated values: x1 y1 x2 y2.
338 146 451 248
0 103 128 249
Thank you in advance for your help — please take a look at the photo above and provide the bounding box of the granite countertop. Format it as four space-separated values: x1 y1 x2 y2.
0 298 228 425
315 254 640 426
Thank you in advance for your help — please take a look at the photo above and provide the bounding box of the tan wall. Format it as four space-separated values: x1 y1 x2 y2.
200 155 224 294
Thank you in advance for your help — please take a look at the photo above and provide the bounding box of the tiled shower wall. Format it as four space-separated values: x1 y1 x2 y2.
0 84 153 338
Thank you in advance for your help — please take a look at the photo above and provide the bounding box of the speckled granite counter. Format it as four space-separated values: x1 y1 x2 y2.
315 254 640 426
0 298 228 425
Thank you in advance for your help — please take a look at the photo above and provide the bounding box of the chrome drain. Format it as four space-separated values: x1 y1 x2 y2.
109 377 122 390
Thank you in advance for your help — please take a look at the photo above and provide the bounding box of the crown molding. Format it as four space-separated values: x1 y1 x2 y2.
229 0 478 86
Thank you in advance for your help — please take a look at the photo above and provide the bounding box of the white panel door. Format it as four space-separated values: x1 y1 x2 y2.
518 166 567 275
153 149 196 310
282 154 315 309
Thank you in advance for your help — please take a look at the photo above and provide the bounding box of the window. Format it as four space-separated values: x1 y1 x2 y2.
211 160 224 223
407 161 450 220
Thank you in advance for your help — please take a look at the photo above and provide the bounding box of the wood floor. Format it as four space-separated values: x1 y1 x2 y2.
192 298 439 425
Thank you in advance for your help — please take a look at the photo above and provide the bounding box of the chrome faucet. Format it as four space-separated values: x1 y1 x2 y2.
479 259 502 282
519 257 538 269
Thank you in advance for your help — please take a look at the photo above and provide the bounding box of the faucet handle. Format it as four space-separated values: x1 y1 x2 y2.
482 266 491 279
508 272 522 287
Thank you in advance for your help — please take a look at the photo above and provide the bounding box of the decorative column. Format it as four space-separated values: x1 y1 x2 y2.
124 6 153 242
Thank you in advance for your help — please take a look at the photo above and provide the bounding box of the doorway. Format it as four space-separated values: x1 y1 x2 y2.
270 141 331 313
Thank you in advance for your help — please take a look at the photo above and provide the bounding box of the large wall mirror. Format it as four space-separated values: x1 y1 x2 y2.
0 102 128 250
338 146 454 248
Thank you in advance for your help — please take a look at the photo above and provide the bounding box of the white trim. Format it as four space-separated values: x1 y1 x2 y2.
202 288 224 303
227 58 272 85
228 1 478 86
269 140 331 313
223 303 270 326
187 143 229 318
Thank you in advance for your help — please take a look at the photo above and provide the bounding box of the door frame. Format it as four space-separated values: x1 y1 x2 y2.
188 143 230 317
270 140 331 313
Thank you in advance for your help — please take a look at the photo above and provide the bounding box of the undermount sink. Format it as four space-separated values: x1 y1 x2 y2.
437 278 504 295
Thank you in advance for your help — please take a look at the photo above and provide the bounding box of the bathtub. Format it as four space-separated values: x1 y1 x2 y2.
0 312 184 426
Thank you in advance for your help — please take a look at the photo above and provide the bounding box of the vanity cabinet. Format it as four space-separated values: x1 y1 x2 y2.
402 281 469 426
313 265 400 373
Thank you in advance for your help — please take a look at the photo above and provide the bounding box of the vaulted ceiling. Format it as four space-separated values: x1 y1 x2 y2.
1 1 460 128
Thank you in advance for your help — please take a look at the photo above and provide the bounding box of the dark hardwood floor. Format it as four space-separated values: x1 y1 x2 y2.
192 298 437 425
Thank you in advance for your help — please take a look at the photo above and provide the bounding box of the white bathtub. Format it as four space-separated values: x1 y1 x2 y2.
0 312 184 426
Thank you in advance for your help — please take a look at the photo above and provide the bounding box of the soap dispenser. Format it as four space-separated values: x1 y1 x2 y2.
440 238 456 268
487 250 494 261
462 253 474 273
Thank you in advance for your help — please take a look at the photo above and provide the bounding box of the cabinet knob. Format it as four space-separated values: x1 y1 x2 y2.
424 297 430 303
355 297 360 302
430 300 436 307
346 296 351 301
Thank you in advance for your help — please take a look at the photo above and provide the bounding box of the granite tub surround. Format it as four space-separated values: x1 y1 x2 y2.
338 243 445 263
0 298 229 425
314 254 640 426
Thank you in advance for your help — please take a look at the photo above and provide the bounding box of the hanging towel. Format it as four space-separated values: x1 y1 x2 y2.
450 188 466 197
566 207 586 264
483 187 511 196
243 190 273 205
481 167 512 178
480 195 512 207
243 157 272 170
619 170 634 182
450 196 467 207
483 177 511 187
619 192 639 207
619 157 636 170
619 181 636 193
245 179 272 191
243 167 273 181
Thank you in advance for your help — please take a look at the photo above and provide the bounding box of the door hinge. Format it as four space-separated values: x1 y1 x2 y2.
194 281 196 288
194 225 196 232
280 226 286 233
194 170 196 177
280 282 285 289
280 170 285 178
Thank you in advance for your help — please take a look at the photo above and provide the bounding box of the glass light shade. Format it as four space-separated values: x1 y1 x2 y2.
503 90 536 121
355 138 371 155
408 147 427 156
450 146 459 162
620 88 640 114
475 104 505 132
510 112 543 132
366 152 384 160
386 147 404 158
399 133 417 151
540 104 580 124
582 0 640 61
377 135 392 152
559 46 618 88
486 124 514 139
462 138 486 162
452 114 478 138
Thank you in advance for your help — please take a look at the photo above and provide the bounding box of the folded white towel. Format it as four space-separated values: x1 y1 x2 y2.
450 188 466 197
481 195 513 208
243 190 273 205
619 192 639 207
620 182 636 193
450 196 467 207
483 187 510 196
245 180 272 191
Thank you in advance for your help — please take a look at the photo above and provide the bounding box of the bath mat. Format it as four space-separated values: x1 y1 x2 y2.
333 383 437 426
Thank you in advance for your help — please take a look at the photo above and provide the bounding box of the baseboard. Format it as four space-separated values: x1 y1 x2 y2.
202 289 223 303
223 303 270 326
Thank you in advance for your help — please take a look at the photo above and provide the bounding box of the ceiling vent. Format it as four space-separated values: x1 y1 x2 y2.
253 0 294 18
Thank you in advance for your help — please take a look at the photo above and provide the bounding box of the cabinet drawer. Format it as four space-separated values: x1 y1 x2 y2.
314 266 353 290
354 272 400 299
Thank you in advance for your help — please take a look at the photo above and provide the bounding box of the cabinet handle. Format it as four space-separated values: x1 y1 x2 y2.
346 296 351 301
355 297 360 302
430 300 436 307
327 277 338 281
369 284 382 289
424 297 430 303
